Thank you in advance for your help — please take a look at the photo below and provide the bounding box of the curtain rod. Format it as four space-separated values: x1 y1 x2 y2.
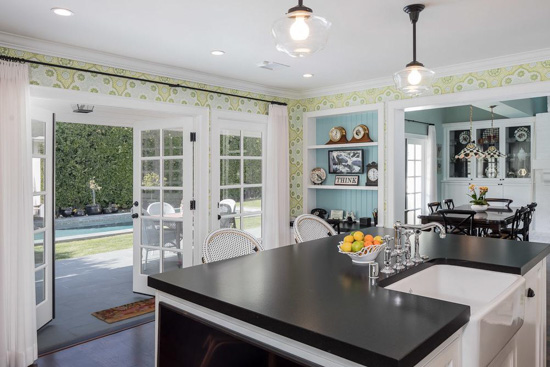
405 118 435 126
0 55 287 106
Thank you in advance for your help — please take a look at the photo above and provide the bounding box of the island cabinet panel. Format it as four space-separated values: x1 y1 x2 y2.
515 258 546 367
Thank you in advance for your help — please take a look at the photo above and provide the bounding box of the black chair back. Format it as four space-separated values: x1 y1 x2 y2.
428 202 442 214
485 198 513 208
438 209 476 236
443 199 455 209
521 203 537 241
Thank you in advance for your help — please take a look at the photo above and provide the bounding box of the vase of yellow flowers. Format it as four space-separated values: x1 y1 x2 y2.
468 184 488 212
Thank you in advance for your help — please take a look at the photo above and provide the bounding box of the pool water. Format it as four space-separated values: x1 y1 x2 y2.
55 224 133 239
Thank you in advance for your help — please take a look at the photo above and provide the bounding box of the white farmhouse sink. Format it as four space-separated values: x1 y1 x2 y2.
385 265 525 367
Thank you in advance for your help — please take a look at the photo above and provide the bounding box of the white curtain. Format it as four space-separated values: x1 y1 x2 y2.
425 125 438 205
264 105 290 249
0 61 38 367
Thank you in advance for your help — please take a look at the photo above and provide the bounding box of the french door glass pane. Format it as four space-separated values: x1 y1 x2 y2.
142 160 161 187
243 187 261 213
406 178 414 194
415 177 421 192
414 210 421 225
242 215 262 238
220 130 240 156
415 193 422 209
407 144 415 160
163 251 183 272
35 269 45 305
141 249 160 275
142 190 160 216
163 190 183 216
243 160 262 184
32 120 46 155
142 130 160 157
163 129 184 156
415 145 422 159
220 188 240 215
32 158 45 192
406 211 415 224
407 161 414 176
34 232 45 267
415 161 422 176
33 195 45 230
162 221 183 249
164 159 183 187
407 194 414 209
243 133 262 157
220 159 240 186
141 219 160 247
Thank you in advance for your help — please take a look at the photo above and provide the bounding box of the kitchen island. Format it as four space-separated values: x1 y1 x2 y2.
148 228 549 366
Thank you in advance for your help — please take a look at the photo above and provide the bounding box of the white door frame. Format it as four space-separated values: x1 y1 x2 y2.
210 110 268 236
29 85 210 282
387 80 550 225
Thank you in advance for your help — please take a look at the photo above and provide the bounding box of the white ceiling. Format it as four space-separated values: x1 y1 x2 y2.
2 0 550 94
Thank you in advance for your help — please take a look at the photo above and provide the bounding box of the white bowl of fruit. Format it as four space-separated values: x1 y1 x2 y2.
338 231 385 264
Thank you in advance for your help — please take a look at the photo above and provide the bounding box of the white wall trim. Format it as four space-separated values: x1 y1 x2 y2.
1 31 299 100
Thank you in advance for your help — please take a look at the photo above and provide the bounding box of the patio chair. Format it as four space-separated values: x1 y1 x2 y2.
146 202 176 216
438 209 476 236
485 198 513 209
443 199 455 210
293 214 336 243
202 228 263 264
427 202 442 214
219 199 237 229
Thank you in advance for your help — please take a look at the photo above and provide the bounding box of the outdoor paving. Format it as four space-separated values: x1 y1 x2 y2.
38 248 153 355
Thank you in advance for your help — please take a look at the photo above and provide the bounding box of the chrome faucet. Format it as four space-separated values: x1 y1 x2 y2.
393 221 446 264
403 230 415 267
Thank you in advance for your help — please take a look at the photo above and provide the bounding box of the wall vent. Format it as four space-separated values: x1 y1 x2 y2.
257 61 290 71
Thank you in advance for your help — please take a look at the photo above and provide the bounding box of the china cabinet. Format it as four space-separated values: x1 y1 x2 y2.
442 117 533 207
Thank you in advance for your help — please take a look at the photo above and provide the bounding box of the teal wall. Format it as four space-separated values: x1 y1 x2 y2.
313 111 378 219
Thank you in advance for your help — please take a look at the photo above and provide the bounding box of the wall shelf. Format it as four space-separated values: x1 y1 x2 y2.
307 142 378 150
307 185 379 191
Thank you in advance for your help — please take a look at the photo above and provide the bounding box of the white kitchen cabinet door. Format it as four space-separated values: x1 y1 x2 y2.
501 184 532 207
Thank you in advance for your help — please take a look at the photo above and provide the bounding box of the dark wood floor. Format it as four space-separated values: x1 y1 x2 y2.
36 322 155 367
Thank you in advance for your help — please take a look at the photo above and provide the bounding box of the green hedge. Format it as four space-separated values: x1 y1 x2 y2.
55 123 133 209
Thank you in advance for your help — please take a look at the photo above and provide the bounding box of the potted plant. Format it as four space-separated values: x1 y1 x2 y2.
85 178 102 215
73 208 86 217
60 206 73 217
468 184 489 212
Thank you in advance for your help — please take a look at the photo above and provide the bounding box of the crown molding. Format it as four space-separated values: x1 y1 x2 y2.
299 48 550 100
0 31 300 100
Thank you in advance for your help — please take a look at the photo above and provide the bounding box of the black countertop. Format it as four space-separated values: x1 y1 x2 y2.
148 228 550 367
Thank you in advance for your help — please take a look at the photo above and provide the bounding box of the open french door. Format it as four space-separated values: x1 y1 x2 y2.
32 107 55 329
132 118 195 294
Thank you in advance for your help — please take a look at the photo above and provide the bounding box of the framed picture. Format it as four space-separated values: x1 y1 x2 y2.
330 209 344 220
328 149 364 174
334 175 359 186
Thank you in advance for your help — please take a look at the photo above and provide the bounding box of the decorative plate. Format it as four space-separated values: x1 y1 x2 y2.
338 242 385 264
514 127 529 142
517 168 528 177
459 131 470 145
310 167 327 185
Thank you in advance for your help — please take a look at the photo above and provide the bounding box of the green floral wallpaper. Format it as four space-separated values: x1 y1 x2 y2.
3 46 550 219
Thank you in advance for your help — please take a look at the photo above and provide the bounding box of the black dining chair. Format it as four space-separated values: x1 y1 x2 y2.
500 207 528 241
427 202 442 214
485 198 513 209
438 209 476 236
443 199 454 210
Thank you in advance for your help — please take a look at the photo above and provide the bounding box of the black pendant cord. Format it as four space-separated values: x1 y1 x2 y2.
0 55 287 106
412 21 417 63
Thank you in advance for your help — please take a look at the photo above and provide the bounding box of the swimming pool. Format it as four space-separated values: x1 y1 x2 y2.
55 224 133 239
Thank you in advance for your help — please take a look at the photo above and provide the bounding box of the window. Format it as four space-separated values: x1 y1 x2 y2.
405 138 426 225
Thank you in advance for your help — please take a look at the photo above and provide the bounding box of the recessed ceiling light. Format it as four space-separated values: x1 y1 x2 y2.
51 7 74 16
211 50 225 56
303 73 314 78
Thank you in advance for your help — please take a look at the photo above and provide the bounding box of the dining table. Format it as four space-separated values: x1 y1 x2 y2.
418 204 517 234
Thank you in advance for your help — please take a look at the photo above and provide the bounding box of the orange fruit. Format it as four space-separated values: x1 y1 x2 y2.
373 240 381 245
344 235 354 243
353 231 365 241
364 234 374 242
364 241 374 247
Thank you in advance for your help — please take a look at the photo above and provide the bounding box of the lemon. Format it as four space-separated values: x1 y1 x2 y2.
341 242 352 252
351 241 363 252
374 235 383 242
353 231 364 241
344 235 354 243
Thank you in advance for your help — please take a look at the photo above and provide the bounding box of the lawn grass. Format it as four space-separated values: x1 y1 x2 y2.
55 233 133 260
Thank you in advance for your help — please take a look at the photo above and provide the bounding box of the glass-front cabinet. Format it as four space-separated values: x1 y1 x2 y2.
444 119 533 181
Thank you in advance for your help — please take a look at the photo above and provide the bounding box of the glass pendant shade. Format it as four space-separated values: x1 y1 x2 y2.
393 64 435 97
272 9 331 58
484 145 506 159
455 142 485 160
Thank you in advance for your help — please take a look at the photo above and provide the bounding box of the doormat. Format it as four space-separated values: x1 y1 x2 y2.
92 298 155 324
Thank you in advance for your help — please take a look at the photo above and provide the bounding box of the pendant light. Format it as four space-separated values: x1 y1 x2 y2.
483 105 506 159
455 106 486 160
393 4 435 96
271 0 331 58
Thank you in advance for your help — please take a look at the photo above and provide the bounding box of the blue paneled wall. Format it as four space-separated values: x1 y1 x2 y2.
312 111 379 220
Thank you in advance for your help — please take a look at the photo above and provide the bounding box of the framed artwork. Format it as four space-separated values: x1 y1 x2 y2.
334 175 359 186
328 149 364 174
330 209 344 220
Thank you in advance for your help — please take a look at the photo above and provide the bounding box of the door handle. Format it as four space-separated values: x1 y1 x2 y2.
217 215 221 220
132 213 139 219
133 201 139 207
527 288 535 298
